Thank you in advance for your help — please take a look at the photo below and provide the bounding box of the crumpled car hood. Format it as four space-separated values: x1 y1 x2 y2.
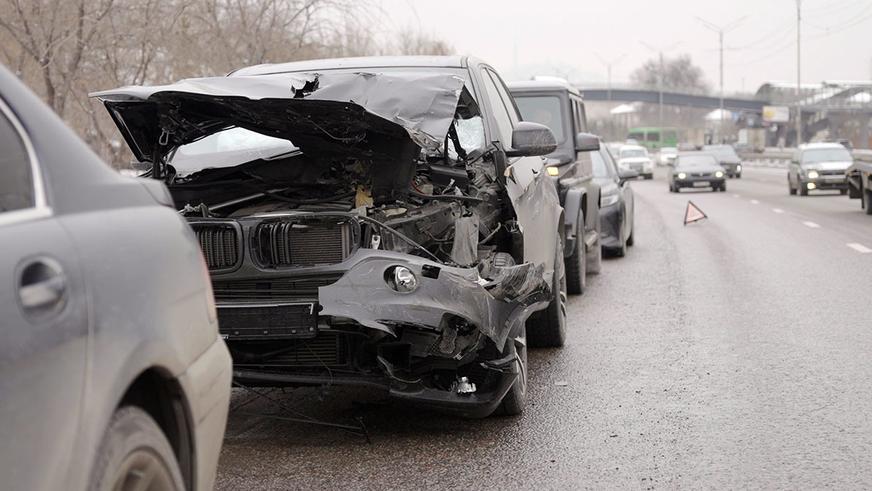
90 71 465 163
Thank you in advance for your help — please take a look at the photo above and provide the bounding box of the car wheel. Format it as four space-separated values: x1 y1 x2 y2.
499 330 528 416
528 242 567 348
89 406 184 491
799 181 808 196
564 217 587 295
737 173 742 179
720 183 727 192
644 174 653 180
613 233 628 257
865 188 872 215
789 178 797 195
626 220 634 247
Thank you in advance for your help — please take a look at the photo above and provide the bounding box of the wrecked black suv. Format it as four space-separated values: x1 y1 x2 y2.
93 56 566 418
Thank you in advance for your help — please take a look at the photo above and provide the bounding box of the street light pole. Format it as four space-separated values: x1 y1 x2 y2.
796 0 803 146
696 15 747 143
596 53 627 101
640 41 680 128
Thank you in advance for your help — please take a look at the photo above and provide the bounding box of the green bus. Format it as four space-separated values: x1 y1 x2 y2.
627 127 679 150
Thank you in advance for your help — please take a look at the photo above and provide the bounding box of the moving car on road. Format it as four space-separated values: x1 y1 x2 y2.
789 142 853 196
93 56 566 418
509 79 603 294
592 140 636 256
658 146 678 166
702 144 743 178
617 144 654 179
0 64 231 491
668 153 727 192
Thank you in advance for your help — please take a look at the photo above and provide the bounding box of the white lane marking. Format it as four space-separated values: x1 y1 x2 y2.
802 221 821 229
732 194 740 198
750 199 760 204
772 208 784 214
847 243 872 254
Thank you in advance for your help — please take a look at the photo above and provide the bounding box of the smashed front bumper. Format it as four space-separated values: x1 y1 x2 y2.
226 250 548 417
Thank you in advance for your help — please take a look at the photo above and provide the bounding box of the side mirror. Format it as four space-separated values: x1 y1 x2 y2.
575 132 600 152
618 169 638 183
506 122 557 157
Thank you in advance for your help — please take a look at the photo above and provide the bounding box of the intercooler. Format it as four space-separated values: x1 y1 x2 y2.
254 218 355 268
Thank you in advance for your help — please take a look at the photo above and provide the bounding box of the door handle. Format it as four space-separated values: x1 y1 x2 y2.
19 258 66 311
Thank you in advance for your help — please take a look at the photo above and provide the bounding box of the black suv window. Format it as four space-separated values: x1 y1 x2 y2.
0 107 35 213
480 69 517 145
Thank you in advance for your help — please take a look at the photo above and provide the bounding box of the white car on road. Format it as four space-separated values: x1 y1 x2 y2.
617 144 654 179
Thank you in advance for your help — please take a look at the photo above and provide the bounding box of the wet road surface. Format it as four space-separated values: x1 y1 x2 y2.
216 166 872 489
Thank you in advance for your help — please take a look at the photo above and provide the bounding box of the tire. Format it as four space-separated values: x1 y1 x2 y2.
527 243 567 348
799 181 808 196
626 219 635 247
613 233 628 257
737 173 742 179
720 183 727 192
89 406 184 491
564 217 587 295
644 174 653 180
789 178 797 195
499 330 528 416
865 188 872 215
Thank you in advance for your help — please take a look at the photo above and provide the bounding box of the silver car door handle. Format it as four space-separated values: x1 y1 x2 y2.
19 259 67 310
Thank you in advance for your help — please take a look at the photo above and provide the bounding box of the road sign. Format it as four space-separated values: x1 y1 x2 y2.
684 201 708 225
762 106 790 123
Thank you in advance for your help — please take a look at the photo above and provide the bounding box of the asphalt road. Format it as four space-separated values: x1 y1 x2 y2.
215 166 872 489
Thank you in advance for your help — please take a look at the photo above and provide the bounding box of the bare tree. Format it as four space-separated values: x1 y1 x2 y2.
630 54 710 95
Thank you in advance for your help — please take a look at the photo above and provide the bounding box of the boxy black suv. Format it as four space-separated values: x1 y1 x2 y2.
508 79 602 294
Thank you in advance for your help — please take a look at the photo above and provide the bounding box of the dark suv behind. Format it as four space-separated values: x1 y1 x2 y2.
509 79 602 294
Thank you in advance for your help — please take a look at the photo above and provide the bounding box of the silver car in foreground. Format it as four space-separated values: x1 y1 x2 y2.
0 64 232 491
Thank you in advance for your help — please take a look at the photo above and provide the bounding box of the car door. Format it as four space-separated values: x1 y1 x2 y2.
479 67 561 270
602 146 633 238
0 98 88 490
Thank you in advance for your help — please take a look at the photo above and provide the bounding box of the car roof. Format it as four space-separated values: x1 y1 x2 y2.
507 79 580 96
230 56 470 76
799 142 847 150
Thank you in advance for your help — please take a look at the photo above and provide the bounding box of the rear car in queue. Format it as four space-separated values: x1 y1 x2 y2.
591 140 636 257
616 144 654 179
702 144 743 178
668 153 727 192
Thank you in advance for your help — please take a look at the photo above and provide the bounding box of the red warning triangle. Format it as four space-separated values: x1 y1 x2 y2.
684 201 707 225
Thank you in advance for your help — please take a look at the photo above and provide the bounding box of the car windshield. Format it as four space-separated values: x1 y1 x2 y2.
703 145 739 159
514 95 566 143
620 148 647 158
676 155 717 167
802 148 852 163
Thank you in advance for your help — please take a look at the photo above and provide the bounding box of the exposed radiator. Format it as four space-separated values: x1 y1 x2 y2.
212 275 341 302
232 331 348 368
254 218 354 267
190 222 241 271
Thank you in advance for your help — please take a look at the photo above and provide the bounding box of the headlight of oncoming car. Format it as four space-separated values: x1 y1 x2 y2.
677 172 687 179
807 170 819 179
715 171 724 178
737 164 743 171
601 192 620 207
385 265 419 293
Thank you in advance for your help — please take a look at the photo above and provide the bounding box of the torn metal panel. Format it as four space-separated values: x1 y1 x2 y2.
90 71 465 162
317 250 545 351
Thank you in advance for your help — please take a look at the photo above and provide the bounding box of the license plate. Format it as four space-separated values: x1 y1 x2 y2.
693 181 709 187
218 302 317 339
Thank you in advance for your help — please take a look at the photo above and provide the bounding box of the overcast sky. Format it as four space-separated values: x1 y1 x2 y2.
379 0 872 94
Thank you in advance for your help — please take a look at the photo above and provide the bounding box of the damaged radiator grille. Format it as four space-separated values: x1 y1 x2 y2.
190 222 241 272
255 219 353 268
212 275 341 302
233 332 348 368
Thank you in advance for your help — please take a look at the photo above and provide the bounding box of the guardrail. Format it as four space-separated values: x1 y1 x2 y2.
737 147 872 168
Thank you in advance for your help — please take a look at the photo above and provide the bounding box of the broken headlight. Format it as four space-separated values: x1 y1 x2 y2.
385 265 419 293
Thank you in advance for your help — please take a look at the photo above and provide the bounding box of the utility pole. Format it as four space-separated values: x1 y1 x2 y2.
796 0 803 146
696 15 747 143
640 41 681 128
596 53 626 101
